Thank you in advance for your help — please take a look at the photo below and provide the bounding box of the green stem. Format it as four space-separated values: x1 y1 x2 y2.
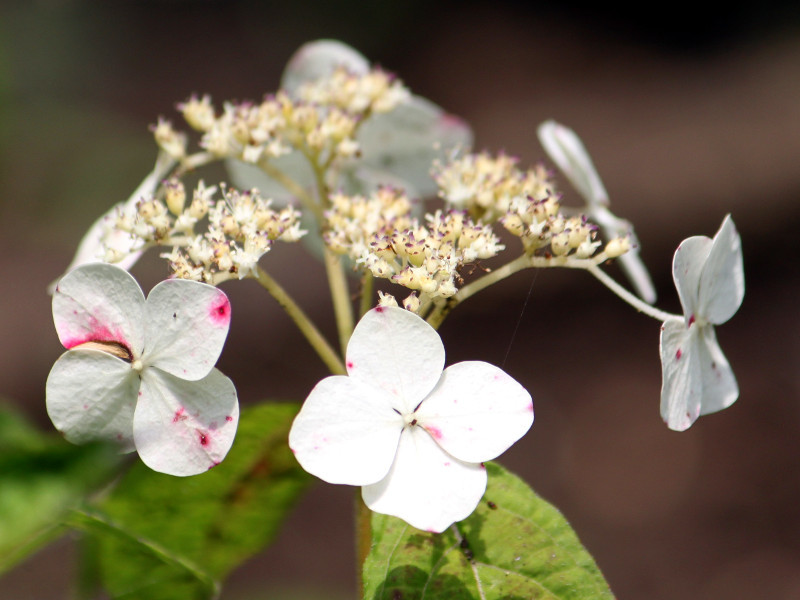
256 158 323 220
359 272 374 317
355 493 372 599
255 267 346 375
426 252 678 329
324 249 355 355
586 263 676 321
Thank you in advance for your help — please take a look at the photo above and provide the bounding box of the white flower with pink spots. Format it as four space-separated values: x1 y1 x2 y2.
46 263 239 476
288 306 533 532
660 215 744 431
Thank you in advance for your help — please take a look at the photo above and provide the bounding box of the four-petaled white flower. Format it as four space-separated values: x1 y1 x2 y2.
288 306 533 532
46 263 239 476
660 215 744 431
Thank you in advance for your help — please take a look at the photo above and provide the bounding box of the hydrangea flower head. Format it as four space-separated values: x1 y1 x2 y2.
660 215 744 431
289 306 533 532
46 263 239 476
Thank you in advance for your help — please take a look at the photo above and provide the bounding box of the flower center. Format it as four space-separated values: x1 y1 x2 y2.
403 413 419 427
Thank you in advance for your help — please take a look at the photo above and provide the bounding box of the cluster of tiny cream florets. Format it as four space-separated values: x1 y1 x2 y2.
324 188 504 306
160 67 410 168
99 178 303 284
160 184 305 284
434 151 630 260
432 151 554 222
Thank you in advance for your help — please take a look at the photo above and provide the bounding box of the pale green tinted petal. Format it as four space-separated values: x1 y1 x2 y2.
281 39 370 94
415 361 533 463
53 263 145 356
143 279 231 381
537 120 609 207
696 326 739 416
699 215 745 325
224 151 315 206
289 376 403 486
672 235 712 323
358 96 473 198
46 350 138 452
362 427 487 533
134 368 239 476
346 307 445 414
659 319 702 431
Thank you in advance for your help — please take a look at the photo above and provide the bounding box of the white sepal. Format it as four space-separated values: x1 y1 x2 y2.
361 427 487 533
289 376 403 486
134 368 239 476
346 306 444 415
143 279 232 381
52 263 146 356
46 350 139 451
416 361 533 463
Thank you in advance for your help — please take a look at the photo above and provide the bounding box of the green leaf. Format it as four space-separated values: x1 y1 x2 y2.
363 462 614 600
0 403 120 573
76 402 312 600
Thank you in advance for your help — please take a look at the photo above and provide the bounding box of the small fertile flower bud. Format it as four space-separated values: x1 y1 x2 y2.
165 179 186 216
604 236 631 258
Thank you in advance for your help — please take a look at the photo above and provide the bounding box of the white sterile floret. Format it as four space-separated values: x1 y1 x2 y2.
289 306 533 532
537 120 656 303
46 263 239 476
659 215 744 431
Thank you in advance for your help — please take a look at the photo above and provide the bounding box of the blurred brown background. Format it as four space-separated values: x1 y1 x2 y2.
1 0 799 598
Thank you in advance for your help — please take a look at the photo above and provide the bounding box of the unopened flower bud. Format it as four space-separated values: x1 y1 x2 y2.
604 237 631 258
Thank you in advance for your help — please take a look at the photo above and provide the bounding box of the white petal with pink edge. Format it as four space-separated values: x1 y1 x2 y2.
346 306 444 415
46 350 139 452
362 427 487 533
289 376 403 486
133 367 239 476
52 263 145 357
143 279 232 381
415 361 533 464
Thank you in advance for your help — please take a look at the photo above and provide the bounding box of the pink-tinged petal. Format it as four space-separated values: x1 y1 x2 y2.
53 263 146 358
415 361 533 463
143 279 231 381
537 120 609 207
134 367 239 476
281 39 370 94
659 319 703 431
696 326 739 416
289 376 403 486
358 96 473 198
362 427 487 533
46 350 138 452
699 215 745 325
346 307 445 414
672 235 712 324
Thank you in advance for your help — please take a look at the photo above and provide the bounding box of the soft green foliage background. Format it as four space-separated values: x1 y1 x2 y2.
364 462 613 600
0 404 119 573
73 403 312 599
